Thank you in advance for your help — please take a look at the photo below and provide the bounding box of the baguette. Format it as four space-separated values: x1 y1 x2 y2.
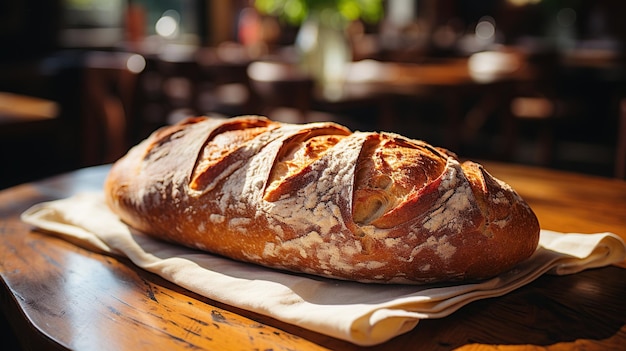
104 115 540 284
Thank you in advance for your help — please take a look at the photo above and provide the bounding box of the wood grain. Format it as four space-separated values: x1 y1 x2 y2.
1 163 625 350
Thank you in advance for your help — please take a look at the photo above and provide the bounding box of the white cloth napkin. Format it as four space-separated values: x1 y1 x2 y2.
21 192 626 346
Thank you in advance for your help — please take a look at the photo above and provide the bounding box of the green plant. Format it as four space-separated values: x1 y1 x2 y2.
254 0 384 25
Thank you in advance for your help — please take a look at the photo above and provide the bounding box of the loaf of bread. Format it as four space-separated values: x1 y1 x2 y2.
104 115 540 284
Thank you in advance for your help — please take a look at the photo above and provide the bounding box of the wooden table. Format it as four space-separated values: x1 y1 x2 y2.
337 54 537 149
1 162 625 350
0 92 60 135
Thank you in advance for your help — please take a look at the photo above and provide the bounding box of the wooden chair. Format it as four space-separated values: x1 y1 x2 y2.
246 60 317 123
194 43 258 117
502 51 570 166
81 51 145 166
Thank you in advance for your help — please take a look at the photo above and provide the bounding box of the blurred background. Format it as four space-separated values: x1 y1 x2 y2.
1 0 625 190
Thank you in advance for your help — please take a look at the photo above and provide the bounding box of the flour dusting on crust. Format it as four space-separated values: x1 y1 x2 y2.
421 159 475 235
259 133 367 272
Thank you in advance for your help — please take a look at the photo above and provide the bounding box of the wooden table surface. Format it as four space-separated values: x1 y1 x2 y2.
1 162 625 351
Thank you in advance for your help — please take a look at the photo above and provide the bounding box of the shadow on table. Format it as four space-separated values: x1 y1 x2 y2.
396 266 626 350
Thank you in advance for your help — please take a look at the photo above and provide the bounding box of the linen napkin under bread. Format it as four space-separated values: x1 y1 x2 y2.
21 192 626 346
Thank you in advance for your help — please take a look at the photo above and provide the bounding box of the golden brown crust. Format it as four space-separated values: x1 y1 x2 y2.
104 115 540 284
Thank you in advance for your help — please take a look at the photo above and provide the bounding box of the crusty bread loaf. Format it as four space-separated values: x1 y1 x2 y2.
104 115 540 284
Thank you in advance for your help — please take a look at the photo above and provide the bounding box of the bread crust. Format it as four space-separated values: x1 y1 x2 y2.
105 115 540 284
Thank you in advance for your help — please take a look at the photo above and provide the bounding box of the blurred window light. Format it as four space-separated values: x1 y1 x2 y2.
156 10 180 38
126 54 146 73
475 17 495 41
468 50 520 82
63 0 125 27
387 0 415 27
